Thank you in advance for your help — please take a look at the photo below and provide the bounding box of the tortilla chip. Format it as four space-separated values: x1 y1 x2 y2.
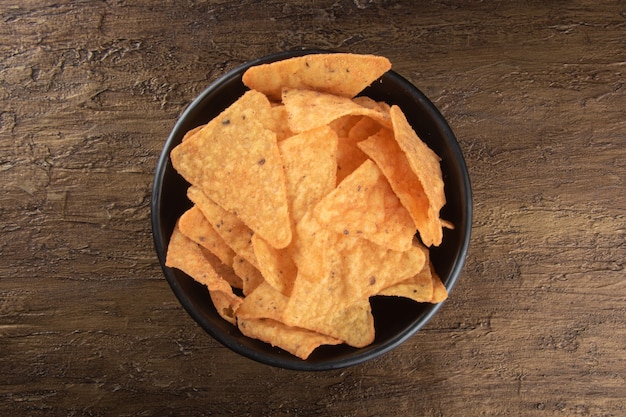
358 128 438 247
282 271 376 348
282 234 424 347
352 96 391 115
171 90 292 249
242 53 391 101
278 124 338 225
335 235 427 303
251 234 297 296
313 159 416 252
165 225 242 318
178 206 236 267
187 186 258 269
236 281 288 321
282 88 391 134
237 317 342 360
288 211 340 284
377 245 433 302
237 280 374 348
199 247 243 290
328 115 362 138
389 105 446 246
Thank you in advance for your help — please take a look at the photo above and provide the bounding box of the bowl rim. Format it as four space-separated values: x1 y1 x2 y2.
151 49 472 371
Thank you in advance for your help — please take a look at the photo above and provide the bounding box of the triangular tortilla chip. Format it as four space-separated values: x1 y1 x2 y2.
281 270 376 348
313 159 416 252
278 124 338 225
251 234 298 296
171 90 292 249
357 128 433 245
282 88 391 133
165 225 243 323
282 234 425 347
237 317 341 360
282 274 376 347
236 281 288 322
187 187 258 269
377 244 433 302
242 53 391 101
389 105 446 246
333 235 427 303
288 211 341 284
178 206 236 267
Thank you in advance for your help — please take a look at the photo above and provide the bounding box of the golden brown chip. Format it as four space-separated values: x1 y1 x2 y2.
282 88 391 134
242 53 391 101
178 206 236 267
171 90 292 249
282 272 375 348
237 317 342 360
313 159 416 252
251 234 297 296
187 186 258 269
389 105 446 246
377 244 433 302
282 235 425 347
352 96 391 115
357 128 433 244
278 124 338 225
236 281 287 321
288 211 340 284
165 225 242 318
237 280 373 349
347 115 383 140
334 235 427 303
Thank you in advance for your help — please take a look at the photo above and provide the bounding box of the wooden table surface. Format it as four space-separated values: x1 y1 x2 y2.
1 1 624 416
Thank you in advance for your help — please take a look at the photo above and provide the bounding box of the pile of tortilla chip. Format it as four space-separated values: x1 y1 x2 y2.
166 53 451 360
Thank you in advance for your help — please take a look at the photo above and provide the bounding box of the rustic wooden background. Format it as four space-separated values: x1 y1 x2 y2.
1 1 624 416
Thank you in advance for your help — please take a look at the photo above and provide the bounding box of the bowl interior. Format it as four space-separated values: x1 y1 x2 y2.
151 50 472 371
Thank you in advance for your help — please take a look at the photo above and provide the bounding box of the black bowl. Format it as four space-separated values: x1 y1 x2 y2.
151 50 472 371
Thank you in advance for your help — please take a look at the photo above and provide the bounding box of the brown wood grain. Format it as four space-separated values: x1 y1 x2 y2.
1 1 624 416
